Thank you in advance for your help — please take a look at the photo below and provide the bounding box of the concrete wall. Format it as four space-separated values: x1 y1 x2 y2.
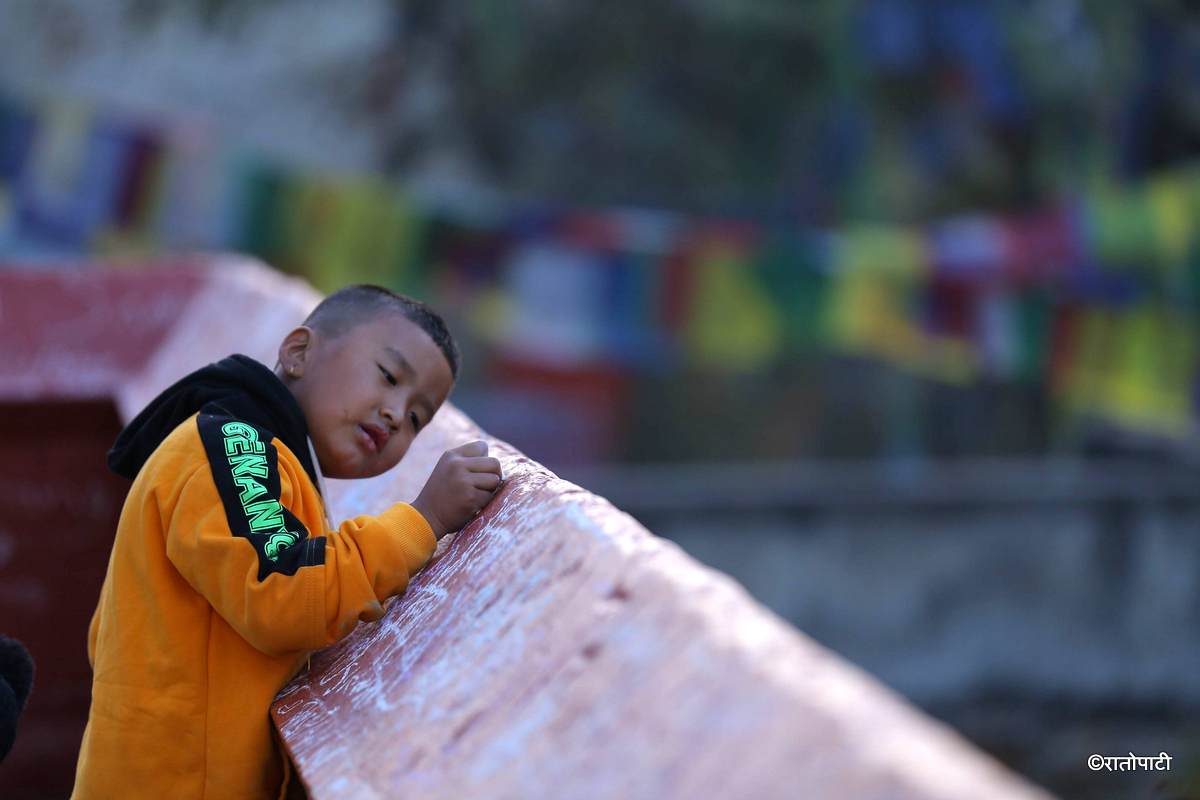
656 503 1198 707
590 466 1200 798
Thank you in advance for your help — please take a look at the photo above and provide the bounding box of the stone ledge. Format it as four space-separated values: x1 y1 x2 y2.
273 407 1054 799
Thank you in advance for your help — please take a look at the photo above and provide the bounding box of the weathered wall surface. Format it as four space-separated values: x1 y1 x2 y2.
272 421 1055 800
0 265 204 400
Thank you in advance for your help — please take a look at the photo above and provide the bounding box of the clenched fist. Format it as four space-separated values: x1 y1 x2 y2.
411 440 502 540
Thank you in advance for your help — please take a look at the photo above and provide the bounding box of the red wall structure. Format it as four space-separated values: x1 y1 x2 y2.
0 266 205 799
3 259 1055 799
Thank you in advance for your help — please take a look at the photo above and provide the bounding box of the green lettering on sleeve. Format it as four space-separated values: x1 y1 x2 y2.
200 413 324 579
244 499 286 533
228 452 270 479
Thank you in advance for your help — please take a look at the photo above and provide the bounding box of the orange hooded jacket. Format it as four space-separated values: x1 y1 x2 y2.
72 356 436 799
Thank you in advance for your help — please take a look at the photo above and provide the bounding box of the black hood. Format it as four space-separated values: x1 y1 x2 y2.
107 354 319 486
0 634 33 763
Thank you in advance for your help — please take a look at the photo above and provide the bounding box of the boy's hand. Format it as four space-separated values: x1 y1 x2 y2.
411 440 503 540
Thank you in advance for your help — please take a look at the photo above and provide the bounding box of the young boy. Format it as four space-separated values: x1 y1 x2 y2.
72 285 501 799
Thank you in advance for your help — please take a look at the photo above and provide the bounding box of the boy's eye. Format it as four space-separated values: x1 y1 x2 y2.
409 412 421 432
378 364 397 386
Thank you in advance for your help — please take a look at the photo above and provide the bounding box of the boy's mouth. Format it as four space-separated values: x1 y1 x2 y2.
358 423 388 453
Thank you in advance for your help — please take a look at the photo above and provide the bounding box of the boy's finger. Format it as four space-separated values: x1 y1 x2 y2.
453 440 488 457
464 456 502 475
470 472 501 491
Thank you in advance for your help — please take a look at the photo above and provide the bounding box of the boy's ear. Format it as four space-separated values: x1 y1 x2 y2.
278 326 315 376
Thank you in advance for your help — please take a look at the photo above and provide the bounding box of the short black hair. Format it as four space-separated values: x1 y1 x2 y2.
303 285 460 379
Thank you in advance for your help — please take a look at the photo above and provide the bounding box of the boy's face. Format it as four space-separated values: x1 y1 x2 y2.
278 313 454 479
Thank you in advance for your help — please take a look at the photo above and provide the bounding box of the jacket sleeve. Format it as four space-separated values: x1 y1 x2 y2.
163 413 437 657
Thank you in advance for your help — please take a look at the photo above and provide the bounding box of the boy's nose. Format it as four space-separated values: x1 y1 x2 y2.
379 401 402 430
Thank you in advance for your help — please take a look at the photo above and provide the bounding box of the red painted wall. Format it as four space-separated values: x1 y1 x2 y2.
0 402 127 799
0 265 205 798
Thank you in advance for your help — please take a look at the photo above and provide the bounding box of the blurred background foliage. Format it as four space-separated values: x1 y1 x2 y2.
113 0 1200 220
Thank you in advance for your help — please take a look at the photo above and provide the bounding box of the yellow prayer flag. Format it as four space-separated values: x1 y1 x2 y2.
1146 174 1193 269
833 224 928 280
683 242 783 370
1104 305 1196 436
